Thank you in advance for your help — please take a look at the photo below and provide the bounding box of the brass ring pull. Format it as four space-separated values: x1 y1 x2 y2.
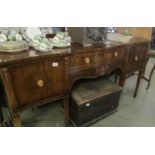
114 52 118 57
37 80 44 87
85 57 90 64
135 56 138 61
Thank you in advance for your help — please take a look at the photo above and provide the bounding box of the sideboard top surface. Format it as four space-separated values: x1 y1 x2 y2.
0 37 149 67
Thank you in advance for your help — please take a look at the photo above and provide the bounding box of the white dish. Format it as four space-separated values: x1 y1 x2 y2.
0 34 7 43
0 41 28 53
21 27 46 45
25 27 42 40
34 46 52 52
52 32 71 48
54 43 70 48
107 33 133 43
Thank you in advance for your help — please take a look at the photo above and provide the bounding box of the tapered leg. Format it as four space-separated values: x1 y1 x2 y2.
134 70 142 98
0 106 3 124
114 74 118 84
63 96 69 127
146 64 155 89
142 57 149 78
12 114 21 127
119 75 126 87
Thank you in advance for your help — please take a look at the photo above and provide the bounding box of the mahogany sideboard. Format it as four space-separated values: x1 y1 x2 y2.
0 37 150 127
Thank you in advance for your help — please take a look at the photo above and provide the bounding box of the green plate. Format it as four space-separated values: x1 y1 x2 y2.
0 41 29 53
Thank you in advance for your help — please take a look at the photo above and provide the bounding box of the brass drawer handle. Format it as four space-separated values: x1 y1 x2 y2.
85 57 90 64
114 52 118 57
37 80 44 87
135 56 138 61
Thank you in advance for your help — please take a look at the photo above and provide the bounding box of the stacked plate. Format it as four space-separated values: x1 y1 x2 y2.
0 28 72 53
107 33 133 43
52 32 71 48
0 41 28 53
0 32 28 53
21 27 71 52
21 27 53 52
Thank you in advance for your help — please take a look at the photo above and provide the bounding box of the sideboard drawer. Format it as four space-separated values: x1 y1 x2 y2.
102 47 125 71
70 52 104 69
104 48 124 63
7 58 67 109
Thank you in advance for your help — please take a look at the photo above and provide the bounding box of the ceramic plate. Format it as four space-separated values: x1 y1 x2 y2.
54 44 70 48
0 41 29 53
34 46 52 52
53 40 71 48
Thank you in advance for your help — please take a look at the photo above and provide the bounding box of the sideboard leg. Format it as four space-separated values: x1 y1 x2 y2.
114 74 118 84
63 96 69 127
134 70 142 98
119 75 126 87
146 64 155 89
12 114 21 127
0 106 3 124
142 57 149 77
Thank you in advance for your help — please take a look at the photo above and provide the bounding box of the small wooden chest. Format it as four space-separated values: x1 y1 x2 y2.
70 78 122 126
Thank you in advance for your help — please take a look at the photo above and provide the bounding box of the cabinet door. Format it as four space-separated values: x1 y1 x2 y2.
7 58 67 109
125 43 148 73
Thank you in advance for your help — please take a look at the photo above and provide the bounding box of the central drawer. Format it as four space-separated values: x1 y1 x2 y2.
7 58 67 108
70 52 105 70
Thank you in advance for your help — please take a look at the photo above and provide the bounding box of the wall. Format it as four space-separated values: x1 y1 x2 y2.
116 27 152 41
